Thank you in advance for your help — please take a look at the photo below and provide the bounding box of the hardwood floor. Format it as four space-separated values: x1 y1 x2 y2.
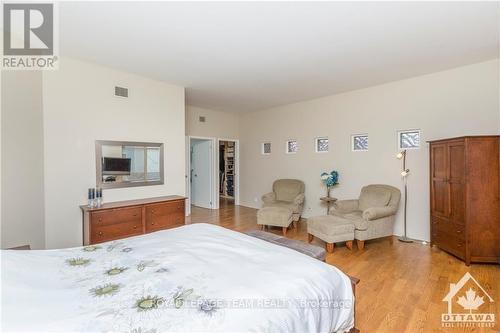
187 204 500 333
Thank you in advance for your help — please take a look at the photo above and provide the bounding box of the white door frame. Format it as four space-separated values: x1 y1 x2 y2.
186 136 217 215
185 136 240 215
216 138 240 209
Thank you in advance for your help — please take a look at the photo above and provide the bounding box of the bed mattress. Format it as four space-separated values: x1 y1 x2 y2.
1 223 354 332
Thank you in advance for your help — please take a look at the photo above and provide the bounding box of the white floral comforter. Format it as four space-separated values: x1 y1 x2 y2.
1 223 354 333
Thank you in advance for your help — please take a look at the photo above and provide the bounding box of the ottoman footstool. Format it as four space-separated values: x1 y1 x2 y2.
257 207 294 236
306 215 355 253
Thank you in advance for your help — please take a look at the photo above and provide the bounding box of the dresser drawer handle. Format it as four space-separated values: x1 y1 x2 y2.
98 218 102 222
133 225 137 229
456 230 462 234
151 222 155 225
98 231 103 236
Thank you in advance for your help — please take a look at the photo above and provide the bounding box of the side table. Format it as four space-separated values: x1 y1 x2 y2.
320 196 337 214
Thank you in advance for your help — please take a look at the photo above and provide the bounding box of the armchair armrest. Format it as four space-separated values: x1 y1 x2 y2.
332 199 359 213
261 192 276 204
362 206 396 221
293 193 305 205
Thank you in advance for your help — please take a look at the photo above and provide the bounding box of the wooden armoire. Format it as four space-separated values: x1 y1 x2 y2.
429 136 499 265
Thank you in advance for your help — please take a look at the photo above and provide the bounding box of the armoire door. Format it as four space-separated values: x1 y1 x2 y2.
448 141 466 225
430 143 449 218
466 137 500 263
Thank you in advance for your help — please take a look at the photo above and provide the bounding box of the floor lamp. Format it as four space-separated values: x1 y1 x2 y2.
396 150 413 243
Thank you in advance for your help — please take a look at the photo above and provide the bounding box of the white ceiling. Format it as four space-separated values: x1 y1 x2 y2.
60 2 499 113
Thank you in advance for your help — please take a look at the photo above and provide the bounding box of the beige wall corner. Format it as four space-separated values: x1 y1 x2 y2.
186 105 240 139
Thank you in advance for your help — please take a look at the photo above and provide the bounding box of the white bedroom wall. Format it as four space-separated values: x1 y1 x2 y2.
1 71 46 249
186 105 239 139
239 59 500 242
42 58 185 249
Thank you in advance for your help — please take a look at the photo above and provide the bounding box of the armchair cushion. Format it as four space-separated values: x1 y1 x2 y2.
331 199 359 214
343 211 368 230
358 187 391 211
262 192 276 204
263 200 299 214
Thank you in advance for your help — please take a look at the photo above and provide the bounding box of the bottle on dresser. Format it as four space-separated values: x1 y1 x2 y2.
88 188 104 208
96 188 103 207
88 188 95 208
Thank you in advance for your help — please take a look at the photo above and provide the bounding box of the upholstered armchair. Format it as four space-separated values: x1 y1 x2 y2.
330 184 401 249
262 179 305 222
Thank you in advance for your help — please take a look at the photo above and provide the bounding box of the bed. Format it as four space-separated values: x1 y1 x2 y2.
1 223 355 332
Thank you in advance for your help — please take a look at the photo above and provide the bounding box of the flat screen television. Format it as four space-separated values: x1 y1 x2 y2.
102 157 131 175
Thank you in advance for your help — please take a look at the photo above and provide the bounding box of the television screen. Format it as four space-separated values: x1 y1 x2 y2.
102 157 131 175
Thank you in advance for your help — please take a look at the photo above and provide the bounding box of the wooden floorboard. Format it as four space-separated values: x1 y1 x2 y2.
187 201 500 333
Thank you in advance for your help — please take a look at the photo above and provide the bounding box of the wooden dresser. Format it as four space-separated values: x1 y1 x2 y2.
80 196 186 245
429 136 499 265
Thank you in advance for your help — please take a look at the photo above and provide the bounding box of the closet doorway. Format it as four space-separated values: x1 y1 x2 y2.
219 140 236 207
185 136 239 215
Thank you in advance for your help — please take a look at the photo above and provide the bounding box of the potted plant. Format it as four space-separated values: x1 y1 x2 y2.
321 170 339 197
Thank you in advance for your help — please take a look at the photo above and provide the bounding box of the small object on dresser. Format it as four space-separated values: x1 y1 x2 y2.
88 188 95 208
96 188 103 208
104 176 116 182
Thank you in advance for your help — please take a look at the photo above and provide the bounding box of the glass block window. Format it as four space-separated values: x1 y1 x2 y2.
261 142 271 155
398 130 421 149
286 140 298 154
315 137 329 153
352 135 368 151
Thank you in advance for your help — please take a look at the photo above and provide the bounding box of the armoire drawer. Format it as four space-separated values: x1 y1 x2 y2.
91 206 142 226
432 217 465 258
432 218 464 238
91 220 143 244
438 222 465 242
438 235 465 259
